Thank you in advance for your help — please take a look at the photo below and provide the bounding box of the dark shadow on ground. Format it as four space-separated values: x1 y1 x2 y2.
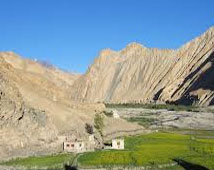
173 158 209 170
64 164 78 170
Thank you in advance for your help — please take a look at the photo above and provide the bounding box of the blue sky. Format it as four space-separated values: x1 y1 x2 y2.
0 0 214 73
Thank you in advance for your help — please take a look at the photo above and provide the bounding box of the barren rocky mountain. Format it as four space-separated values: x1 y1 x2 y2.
70 26 214 106
0 53 84 159
1 26 214 161
0 53 143 160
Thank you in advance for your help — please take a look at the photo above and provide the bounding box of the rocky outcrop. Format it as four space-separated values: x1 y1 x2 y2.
1 51 142 161
1 26 213 160
0 57 58 159
70 27 214 106
0 55 104 160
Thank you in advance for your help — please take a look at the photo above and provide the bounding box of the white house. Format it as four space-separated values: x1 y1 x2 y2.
104 138 125 150
63 140 85 153
112 139 124 150
112 110 120 119
63 135 95 153
89 135 95 143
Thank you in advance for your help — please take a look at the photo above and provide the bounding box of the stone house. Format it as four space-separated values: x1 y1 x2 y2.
104 138 124 150
112 110 120 119
112 138 124 150
63 135 95 153
63 140 85 153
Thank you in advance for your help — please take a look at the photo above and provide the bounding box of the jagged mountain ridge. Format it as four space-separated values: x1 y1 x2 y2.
0 54 101 159
0 26 213 160
0 52 143 160
70 26 214 106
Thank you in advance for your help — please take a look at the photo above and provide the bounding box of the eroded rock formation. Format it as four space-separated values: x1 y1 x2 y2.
70 27 214 106
0 53 142 160
0 54 99 159
1 26 214 160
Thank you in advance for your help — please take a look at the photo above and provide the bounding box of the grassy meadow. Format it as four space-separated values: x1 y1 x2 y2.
78 132 214 169
0 153 74 170
1 132 214 169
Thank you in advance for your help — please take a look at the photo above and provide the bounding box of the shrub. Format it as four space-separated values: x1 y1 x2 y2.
103 110 113 117
85 123 94 134
94 113 104 136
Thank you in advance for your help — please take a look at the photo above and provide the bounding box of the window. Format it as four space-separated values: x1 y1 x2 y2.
117 142 120 146
71 144 74 148
79 143 82 147
66 144 70 147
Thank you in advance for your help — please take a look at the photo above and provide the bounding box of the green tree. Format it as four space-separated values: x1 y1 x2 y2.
94 113 104 136
85 123 94 134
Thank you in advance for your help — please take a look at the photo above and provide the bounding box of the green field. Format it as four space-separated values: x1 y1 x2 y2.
126 116 157 127
0 153 74 170
1 132 214 170
78 132 214 169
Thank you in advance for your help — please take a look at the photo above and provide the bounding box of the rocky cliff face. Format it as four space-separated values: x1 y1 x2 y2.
0 54 104 160
0 57 55 159
1 26 213 160
70 27 214 106
0 53 141 160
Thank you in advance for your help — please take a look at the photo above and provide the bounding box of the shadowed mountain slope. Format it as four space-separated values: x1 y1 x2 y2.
0 54 97 159
0 53 143 160
70 27 214 106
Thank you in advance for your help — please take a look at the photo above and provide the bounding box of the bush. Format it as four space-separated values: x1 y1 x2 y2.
94 113 104 136
103 111 113 117
85 123 94 134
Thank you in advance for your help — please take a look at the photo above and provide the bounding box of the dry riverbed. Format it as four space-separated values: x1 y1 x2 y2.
106 107 214 130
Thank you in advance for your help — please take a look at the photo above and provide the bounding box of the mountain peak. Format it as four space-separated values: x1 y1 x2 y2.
126 42 145 49
71 27 214 106
99 48 116 57
203 26 214 36
209 26 214 32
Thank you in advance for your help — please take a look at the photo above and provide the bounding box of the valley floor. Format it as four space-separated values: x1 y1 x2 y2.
77 131 214 169
1 131 214 170
1 105 214 170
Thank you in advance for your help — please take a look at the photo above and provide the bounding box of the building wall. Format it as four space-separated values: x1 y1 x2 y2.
112 139 124 150
113 110 120 119
63 141 85 153
89 135 95 143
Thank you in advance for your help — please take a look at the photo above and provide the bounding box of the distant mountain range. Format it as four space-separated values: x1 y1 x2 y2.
0 26 214 160
70 26 214 106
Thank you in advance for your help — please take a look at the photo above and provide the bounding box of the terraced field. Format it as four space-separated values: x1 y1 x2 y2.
1 132 214 170
0 153 74 170
78 132 214 169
